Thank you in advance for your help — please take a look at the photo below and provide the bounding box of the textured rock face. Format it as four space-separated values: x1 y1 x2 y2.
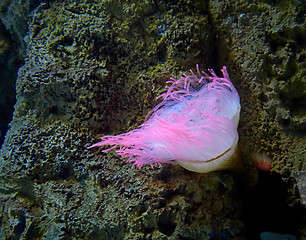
0 0 305 239
211 1 306 174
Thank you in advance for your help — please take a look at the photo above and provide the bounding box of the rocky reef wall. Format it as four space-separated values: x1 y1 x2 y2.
0 0 305 239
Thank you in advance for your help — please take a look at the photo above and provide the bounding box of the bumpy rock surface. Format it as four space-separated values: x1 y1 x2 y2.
0 0 305 239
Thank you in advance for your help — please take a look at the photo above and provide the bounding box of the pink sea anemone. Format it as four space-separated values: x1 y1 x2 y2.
88 65 241 173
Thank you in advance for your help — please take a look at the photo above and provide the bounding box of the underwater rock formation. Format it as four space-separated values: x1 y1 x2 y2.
0 0 305 239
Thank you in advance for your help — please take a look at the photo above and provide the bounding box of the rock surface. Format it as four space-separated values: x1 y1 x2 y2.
0 0 305 239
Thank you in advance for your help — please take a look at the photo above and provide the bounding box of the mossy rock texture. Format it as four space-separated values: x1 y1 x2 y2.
0 0 305 239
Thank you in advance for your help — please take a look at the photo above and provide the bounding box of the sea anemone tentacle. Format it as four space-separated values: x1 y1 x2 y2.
88 65 241 173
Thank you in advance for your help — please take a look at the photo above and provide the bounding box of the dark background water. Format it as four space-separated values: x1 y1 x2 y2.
0 22 22 147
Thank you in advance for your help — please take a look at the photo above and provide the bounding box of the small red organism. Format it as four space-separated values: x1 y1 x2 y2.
251 153 272 172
